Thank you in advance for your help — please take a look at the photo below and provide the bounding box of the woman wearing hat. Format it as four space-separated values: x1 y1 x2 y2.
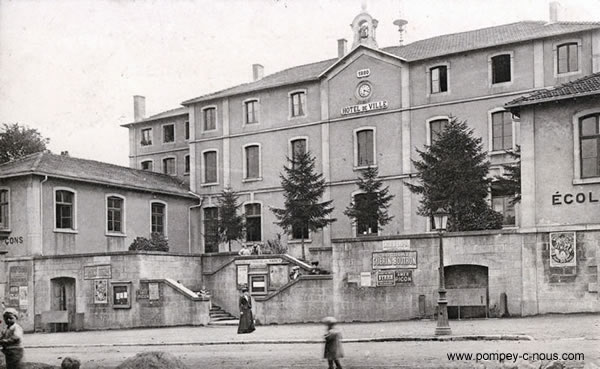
237 287 255 334
0 308 24 369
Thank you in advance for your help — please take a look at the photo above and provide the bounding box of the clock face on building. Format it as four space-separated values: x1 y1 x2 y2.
358 82 372 98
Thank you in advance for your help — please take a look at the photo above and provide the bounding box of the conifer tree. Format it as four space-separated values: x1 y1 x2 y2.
217 188 244 252
271 151 336 260
405 117 503 231
344 166 394 236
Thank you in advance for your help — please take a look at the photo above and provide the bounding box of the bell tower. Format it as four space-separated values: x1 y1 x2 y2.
350 4 379 49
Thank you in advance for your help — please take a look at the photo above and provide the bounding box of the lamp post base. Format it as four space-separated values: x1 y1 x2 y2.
435 326 452 336
435 289 452 336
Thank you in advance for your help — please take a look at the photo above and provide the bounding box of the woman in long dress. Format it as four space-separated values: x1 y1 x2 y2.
237 287 255 334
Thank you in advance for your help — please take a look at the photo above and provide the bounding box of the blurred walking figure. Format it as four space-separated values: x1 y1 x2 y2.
0 308 24 369
322 316 343 369
237 287 255 334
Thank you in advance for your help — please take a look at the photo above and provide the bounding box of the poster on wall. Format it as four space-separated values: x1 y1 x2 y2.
149 283 160 300
18 286 28 309
94 280 108 304
7 286 19 307
237 265 249 288
549 232 577 267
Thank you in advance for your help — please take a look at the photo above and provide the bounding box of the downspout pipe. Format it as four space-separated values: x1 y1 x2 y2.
34 175 48 329
188 191 204 254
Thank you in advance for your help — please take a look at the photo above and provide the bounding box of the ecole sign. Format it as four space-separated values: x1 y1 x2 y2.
552 191 598 205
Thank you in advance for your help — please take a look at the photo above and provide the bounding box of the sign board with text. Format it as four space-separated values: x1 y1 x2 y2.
372 251 417 269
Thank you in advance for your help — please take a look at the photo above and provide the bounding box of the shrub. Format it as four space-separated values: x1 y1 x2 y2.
129 232 169 252
262 234 287 255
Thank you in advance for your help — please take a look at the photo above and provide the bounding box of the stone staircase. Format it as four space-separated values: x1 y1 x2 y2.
208 304 238 325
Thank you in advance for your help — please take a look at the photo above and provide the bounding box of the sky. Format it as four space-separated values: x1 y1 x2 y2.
1 0 600 166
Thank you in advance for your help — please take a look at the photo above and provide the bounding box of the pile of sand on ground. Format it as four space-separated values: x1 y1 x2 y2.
115 351 189 369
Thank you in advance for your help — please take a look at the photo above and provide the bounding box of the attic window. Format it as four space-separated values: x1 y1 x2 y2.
491 54 511 84
557 43 578 74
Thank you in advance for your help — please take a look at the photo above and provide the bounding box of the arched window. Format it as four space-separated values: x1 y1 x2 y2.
580 113 600 178
106 195 125 234
151 201 167 236
55 188 76 230
354 128 375 168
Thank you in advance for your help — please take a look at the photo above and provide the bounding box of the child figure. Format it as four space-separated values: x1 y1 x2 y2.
0 308 24 369
322 316 343 369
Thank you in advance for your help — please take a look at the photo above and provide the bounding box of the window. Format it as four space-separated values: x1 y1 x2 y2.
429 118 449 144
203 150 218 184
163 157 176 175
162 124 175 143
245 203 261 242
141 128 152 146
55 189 75 230
491 54 511 84
557 43 578 74
354 193 379 236
290 138 307 169
245 100 259 124
290 91 306 117
151 202 166 235
203 207 219 253
292 225 309 240
203 107 216 131
244 144 260 179
580 113 600 178
492 187 516 227
141 160 153 171
430 66 448 94
184 155 190 174
355 129 375 167
106 196 124 234
185 121 190 140
0 189 9 230
491 111 513 151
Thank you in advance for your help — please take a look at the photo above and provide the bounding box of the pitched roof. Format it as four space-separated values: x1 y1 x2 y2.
505 72 600 108
0 152 193 198
121 106 188 127
384 21 600 61
180 21 600 105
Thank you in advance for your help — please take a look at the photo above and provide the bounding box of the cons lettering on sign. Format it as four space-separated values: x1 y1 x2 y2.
3 236 24 246
552 191 598 205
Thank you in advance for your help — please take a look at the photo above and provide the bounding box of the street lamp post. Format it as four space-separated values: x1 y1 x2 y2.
433 209 451 336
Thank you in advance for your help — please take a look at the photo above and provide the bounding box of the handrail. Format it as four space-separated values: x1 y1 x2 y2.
254 274 332 302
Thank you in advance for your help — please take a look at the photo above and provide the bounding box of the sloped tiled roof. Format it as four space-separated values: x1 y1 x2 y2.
384 21 600 61
0 152 193 198
505 72 600 108
180 21 600 105
121 106 188 127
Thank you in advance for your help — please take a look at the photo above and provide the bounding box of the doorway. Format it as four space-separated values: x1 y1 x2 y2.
444 264 488 319
50 277 76 332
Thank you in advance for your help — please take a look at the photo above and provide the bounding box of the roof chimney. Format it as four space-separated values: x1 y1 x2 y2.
549 1 559 23
252 64 264 81
133 95 146 122
337 39 347 59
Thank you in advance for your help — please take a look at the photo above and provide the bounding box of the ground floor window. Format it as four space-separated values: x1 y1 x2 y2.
491 188 516 226
354 193 378 236
245 203 261 242
204 207 219 253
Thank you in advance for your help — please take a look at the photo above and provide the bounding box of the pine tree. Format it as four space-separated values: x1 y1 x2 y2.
344 166 394 236
217 188 245 252
493 146 521 205
405 117 503 231
271 151 336 260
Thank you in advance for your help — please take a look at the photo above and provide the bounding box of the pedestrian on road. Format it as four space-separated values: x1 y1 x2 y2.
237 287 255 334
322 316 343 369
0 308 24 369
